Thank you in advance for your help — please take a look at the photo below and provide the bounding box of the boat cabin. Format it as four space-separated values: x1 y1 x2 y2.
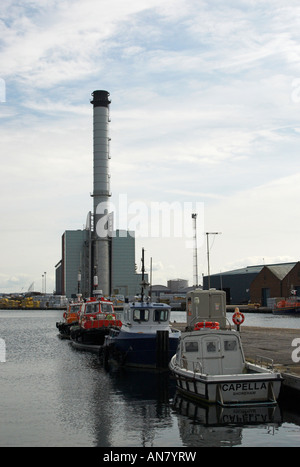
122 302 171 332
80 297 114 317
186 289 227 329
77 297 122 330
65 303 82 324
176 330 246 376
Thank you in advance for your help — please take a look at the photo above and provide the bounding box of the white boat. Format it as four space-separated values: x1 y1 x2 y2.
169 326 282 406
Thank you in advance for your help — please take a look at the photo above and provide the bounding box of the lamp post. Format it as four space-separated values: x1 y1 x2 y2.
44 272 47 294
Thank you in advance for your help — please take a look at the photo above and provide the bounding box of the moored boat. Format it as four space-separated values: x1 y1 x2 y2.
56 295 83 338
101 300 180 369
70 295 122 351
169 325 282 406
272 296 300 315
100 248 180 369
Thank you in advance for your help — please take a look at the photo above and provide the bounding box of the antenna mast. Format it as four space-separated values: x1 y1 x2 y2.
192 213 198 287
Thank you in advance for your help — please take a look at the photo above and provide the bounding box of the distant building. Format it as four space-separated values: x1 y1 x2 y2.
56 228 148 299
59 230 90 299
203 265 263 304
250 262 300 305
149 285 171 298
167 279 189 293
111 230 147 297
203 261 300 305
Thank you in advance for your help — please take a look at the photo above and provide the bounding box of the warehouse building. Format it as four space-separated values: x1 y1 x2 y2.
250 262 300 305
203 265 263 304
203 261 300 305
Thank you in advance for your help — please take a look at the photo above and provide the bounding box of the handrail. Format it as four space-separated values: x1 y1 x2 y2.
254 355 274 370
179 357 204 373
193 360 203 373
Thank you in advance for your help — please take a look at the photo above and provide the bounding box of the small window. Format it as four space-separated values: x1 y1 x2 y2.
86 304 98 314
154 310 168 322
185 341 198 352
206 341 217 352
101 303 113 314
133 309 149 322
224 340 237 351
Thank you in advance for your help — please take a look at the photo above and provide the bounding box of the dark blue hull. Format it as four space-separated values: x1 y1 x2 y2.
105 330 179 369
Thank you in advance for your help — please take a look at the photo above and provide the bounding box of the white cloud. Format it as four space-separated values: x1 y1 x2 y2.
1 1 300 292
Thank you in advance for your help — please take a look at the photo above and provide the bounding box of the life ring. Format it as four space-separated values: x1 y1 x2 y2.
232 311 245 326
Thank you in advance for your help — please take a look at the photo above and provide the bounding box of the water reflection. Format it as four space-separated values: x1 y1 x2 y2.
101 369 177 447
172 392 282 447
0 310 299 447
95 366 287 448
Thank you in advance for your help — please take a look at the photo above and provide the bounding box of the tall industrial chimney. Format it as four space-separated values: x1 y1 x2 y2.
90 90 111 296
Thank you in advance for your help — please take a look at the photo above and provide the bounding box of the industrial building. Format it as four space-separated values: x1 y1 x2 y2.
55 91 148 299
55 228 147 299
203 261 300 305
250 262 300 305
203 265 262 304
167 279 189 293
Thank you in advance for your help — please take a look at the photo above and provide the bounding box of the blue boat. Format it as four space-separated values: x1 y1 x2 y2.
100 248 180 369
101 300 180 369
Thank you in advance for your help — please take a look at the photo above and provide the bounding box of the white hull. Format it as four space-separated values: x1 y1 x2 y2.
170 356 282 406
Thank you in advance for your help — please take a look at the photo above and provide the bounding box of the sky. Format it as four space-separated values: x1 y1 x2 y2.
1 0 300 294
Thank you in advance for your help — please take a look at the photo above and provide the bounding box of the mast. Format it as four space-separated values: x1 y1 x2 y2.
191 213 198 287
140 248 149 303
141 248 145 303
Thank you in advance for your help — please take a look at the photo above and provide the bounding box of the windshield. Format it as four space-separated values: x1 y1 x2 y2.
133 308 150 322
85 303 99 314
101 303 113 314
154 309 169 322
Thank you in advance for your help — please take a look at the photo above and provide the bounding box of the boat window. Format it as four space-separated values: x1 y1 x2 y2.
86 303 98 314
133 309 149 321
101 303 113 314
154 310 169 322
224 340 237 351
206 341 217 352
185 341 198 352
70 305 81 314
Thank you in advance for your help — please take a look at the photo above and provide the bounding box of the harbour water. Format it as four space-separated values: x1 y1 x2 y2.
0 309 299 447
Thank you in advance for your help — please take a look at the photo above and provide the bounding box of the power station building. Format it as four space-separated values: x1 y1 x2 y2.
55 228 146 299
55 91 148 299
